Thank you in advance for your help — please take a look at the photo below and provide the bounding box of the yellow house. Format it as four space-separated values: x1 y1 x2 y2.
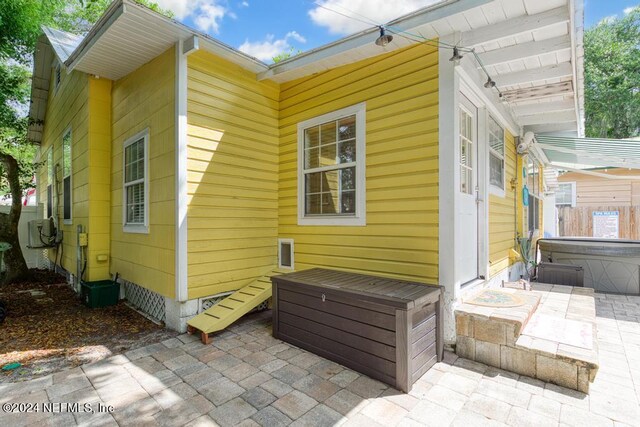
29 0 585 344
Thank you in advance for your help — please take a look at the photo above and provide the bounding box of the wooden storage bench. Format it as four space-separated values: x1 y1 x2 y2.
271 268 443 392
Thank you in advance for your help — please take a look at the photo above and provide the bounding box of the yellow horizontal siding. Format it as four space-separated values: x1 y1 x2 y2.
488 130 517 278
110 47 176 298
186 49 280 299
278 43 439 284
38 67 89 277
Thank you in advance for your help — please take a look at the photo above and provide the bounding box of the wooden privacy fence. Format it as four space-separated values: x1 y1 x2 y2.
558 206 640 240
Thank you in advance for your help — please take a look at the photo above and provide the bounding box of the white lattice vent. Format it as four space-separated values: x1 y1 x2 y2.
38 250 51 269
123 280 165 323
199 292 234 312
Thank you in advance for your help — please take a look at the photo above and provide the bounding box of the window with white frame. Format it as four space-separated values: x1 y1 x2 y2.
62 128 72 223
555 182 576 207
123 130 148 232
488 115 505 192
298 104 366 226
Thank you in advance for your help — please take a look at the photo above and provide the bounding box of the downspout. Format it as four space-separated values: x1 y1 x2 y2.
175 40 188 303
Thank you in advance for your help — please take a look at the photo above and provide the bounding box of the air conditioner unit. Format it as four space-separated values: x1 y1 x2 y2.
28 218 56 248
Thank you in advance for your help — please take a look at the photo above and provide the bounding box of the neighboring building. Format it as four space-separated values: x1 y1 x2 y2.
28 0 585 344
557 168 640 207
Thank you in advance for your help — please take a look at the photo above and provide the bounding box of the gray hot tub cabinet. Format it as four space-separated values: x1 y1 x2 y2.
539 238 640 295
271 268 443 393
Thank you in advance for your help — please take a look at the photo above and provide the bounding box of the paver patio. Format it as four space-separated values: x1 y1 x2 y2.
1 292 639 427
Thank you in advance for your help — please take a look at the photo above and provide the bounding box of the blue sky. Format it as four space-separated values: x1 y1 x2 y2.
585 0 639 27
152 0 638 63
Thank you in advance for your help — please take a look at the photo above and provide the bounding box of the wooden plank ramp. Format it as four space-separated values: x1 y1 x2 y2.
187 268 282 344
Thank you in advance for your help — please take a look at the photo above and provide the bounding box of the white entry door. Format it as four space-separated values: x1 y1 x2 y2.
458 94 479 284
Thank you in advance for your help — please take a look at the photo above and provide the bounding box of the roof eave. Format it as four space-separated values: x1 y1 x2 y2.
259 0 493 82
65 0 268 78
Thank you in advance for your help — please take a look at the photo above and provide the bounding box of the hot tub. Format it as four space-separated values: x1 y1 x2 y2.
538 238 640 295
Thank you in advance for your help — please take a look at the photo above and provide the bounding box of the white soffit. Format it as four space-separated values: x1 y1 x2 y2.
66 0 267 81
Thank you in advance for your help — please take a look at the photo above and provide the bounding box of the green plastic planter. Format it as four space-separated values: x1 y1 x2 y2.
81 280 120 308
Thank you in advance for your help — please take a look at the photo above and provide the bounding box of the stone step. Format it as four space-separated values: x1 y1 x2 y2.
454 284 599 393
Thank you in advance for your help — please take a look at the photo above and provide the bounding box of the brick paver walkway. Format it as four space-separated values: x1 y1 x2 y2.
1 293 639 426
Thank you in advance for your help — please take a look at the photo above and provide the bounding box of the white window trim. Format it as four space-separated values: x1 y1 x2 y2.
487 115 505 197
556 181 577 207
122 128 149 234
278 238 295 270
297 103 366 226
62 127 72 225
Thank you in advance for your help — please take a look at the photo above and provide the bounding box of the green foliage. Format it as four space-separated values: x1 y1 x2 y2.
272 47 303 63
0 0 63 61
0 0 171 198
0 61 35 197
584 8 640 138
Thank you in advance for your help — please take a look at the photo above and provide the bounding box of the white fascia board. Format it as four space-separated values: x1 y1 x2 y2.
461 6 570 47
258 0 493 82
519 110 576 126
513 99 575 116
526 122 578 134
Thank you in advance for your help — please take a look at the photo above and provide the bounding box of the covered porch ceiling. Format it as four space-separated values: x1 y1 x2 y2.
266 0 585 137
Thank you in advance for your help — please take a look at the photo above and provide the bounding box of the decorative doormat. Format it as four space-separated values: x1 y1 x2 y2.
522 314 593 350
465 289 525 307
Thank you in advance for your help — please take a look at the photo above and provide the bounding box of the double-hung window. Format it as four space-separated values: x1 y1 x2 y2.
555 182 576 207
123 130 148 233
297 103 366 226
488 115 505 194
62 128 72 223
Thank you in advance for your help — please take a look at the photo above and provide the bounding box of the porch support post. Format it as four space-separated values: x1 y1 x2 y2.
438 33 461 346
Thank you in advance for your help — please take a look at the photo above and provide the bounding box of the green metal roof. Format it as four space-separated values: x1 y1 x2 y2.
535 135 640 170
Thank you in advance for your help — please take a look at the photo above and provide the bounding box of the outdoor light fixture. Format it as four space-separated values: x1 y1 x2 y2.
449 46 463 62
484 77 496 88
375 26 393 46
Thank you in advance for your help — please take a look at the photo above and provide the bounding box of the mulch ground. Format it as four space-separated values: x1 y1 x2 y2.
0 269 176 382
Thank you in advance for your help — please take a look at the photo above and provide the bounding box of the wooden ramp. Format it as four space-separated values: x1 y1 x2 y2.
187 269 281 344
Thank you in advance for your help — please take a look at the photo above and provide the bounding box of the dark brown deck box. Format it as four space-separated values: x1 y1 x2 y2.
271 268 443 393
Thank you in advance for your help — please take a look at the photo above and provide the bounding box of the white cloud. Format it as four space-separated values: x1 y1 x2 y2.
239 32 307 62
194 3 227 33
309 0 443 35
624 6 638 14
153 0 228 34
241 1 249 7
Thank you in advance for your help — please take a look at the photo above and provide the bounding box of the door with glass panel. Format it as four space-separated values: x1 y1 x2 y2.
458 94 479 283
